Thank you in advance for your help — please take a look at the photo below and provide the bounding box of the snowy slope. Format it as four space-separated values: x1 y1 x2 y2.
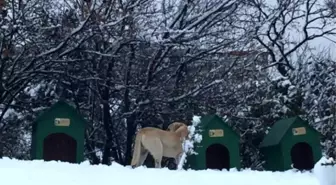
1 157 333 185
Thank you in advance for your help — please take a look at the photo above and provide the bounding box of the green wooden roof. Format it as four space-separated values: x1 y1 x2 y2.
200 114 239 138
259 116 319 148
34 100 87 126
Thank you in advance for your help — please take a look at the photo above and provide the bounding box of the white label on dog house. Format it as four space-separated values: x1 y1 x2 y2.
209 129 224 137
54 118 70 127
292 127 306 136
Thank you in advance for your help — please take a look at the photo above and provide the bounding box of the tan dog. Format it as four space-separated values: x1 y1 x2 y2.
130 122 189 169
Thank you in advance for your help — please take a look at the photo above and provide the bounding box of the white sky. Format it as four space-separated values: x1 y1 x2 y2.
266 0 336 59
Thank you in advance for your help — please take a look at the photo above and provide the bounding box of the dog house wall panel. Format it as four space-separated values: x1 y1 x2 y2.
197 123 240 169
31 101 86 163
280 121 322 170
186 115 241 170
260 146 284 171
259 116 322 171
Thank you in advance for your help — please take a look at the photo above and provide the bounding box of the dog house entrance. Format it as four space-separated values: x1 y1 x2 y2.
290 142 314 170
43 133 77 163
206 144 230 170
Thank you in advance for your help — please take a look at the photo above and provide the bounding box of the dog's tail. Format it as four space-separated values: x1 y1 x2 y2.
130 132 142 168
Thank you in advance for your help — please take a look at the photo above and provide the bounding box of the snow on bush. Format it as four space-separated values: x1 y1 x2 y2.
177 115 203 170
313 156 336 185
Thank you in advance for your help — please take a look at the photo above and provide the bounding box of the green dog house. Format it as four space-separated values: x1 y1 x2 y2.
31 100 86 163
259 116 322 171
185 114 241 170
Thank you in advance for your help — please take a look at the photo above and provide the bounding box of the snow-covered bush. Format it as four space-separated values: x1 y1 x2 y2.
177 115 203 170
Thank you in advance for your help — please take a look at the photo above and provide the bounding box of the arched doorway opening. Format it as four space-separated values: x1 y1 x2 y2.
43 133 77 163
206 143 230 170
290 142 314 170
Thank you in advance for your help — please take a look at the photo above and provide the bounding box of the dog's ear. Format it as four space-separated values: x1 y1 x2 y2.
168 122 188 132
167 123 175 131
167 122 181 131
175 124 189 139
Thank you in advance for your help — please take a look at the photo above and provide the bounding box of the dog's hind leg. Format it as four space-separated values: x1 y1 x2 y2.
138 150 148 166
145 138 163 168
152 142 163 168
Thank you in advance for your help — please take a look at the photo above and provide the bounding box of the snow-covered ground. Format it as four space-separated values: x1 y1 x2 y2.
1 116 334 185
0 156 335 185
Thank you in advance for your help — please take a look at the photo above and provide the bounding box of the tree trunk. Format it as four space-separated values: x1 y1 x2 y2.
101 95 113 165
101 60 119 165
124 114 136 165
123 43 136 165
